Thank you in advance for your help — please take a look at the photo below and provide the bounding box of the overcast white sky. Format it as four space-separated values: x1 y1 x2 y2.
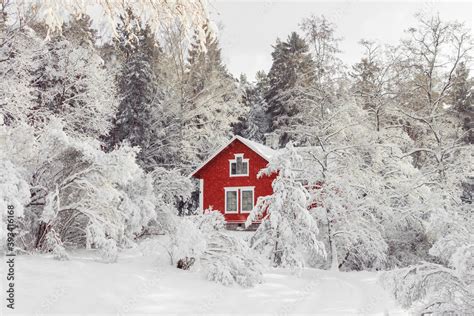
209 0 473 79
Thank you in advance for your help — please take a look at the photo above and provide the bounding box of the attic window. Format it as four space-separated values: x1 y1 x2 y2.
229 154 249 176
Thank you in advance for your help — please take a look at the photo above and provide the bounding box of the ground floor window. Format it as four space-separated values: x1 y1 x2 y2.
224 187 255 213
225 189 238 213
240 189 254 213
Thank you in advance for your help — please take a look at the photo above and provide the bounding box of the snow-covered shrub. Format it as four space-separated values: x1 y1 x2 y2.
380 261 474 315
147 167 194 236
177 257 196 270
194 209 226 232
0 162 30 217
85 222 120 263
0 160 30 253
449 245 474 284
429 231 471 267
379 176 473 313
164 217 206 265
151 167 194 205
164 211 228 268
149 169 203 263
202 231 263 287
247 143 326 269
98 239 119 264
0 120 156 257
163 210 262 287
118 172 157 244
43 229 69 261
381 209 474 315
195 211 263 287
384 219 431 268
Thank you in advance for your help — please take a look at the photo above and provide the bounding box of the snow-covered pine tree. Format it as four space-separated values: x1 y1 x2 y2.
279 16 349 147
246 142 326 269
180 23 245 172
62 14 97 49
1 11 114 132
107 9 162 170
231 74 252 137
234 71 271 143
448 62 473 144
265 32 315 146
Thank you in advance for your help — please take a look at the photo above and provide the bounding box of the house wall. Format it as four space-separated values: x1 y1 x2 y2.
194 139 276 223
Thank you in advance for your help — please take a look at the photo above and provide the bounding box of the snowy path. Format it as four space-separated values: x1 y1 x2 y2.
3 240 406 315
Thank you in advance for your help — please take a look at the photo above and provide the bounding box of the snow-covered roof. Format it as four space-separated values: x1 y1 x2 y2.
235 135 276 160
189 135 276 178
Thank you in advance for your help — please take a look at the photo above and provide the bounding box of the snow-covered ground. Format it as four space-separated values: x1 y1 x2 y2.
3 237 406 315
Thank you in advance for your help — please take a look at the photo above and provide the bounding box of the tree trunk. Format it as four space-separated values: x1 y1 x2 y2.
35 221 50 249
326 209 339 271
338 251 351 269
273 230 281 267
330 239 339 271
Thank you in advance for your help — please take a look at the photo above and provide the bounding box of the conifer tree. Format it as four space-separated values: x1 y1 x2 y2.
449 62 473 144
247 143 326 268
233 72 270 142
265 32 315 145
179 23 244 171
62 14 97 48
107 9 162 170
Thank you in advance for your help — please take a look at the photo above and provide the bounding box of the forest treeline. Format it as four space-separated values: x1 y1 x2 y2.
0 1 472 314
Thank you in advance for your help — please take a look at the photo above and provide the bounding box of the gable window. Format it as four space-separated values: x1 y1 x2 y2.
229 154 249 177
224 187 255 214
225 188 238 213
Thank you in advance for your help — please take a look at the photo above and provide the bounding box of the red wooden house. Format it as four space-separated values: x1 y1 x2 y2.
190 136 277 228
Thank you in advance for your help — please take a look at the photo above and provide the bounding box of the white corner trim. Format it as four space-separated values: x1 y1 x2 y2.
199 179 204 212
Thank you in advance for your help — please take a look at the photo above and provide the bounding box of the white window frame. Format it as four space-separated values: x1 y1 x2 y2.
229 153 249 177
239 187 255 214
224 188 239 214
224 186 255 214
